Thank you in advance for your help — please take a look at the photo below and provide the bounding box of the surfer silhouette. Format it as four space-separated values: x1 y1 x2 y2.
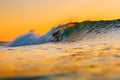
52 31 61 42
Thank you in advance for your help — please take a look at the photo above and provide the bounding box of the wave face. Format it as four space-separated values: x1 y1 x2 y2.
6 19 120 47
60 20 120 40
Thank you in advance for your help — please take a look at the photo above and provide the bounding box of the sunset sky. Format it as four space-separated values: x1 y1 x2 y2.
0 0 120 41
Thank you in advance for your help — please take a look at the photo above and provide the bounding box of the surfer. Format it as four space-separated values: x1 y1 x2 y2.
52 31 61 42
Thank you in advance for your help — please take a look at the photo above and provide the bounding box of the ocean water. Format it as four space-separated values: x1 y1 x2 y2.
0 20 120 80
0 38 120 80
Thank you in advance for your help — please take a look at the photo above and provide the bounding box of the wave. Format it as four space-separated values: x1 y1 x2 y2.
6 19 120 47
6 28 56 47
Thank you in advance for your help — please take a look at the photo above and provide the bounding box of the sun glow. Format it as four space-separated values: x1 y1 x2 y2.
0 0 120 41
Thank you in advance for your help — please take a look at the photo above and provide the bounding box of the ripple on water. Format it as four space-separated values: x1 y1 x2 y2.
16 58 24 60
0 60 3 62
7 49 14 50
114 55 120 58
93 57 108 62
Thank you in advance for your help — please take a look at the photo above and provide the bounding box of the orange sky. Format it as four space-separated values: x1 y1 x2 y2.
0 0 120 41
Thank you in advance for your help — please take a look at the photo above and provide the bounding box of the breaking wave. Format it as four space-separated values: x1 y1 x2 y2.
6 28 56 47
6 19 120 47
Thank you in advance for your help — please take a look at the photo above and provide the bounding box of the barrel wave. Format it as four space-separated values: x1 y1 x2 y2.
6 19 120 47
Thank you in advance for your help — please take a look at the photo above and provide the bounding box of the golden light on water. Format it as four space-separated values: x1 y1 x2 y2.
0 42 120 79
